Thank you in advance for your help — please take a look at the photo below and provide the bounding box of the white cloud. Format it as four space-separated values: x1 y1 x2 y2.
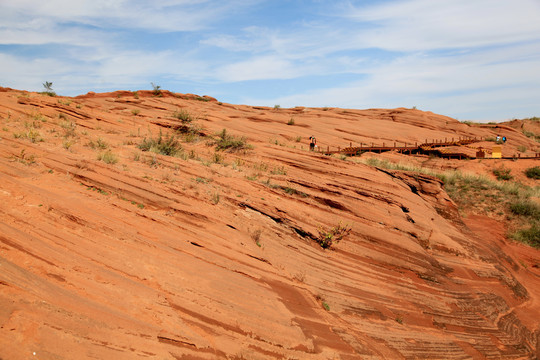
0 47 211 95
215 56 314 82
238 41 540 120
0 0 257 38
0 53 76 92
1 0 539 120
344 0 540 51
0 27 107 47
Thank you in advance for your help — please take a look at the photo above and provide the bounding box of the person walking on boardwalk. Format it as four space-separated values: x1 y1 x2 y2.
309 136 317 151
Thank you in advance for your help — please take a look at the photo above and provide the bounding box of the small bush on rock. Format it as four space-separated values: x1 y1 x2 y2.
510 200 540 218
510 224 539 248
493 166 512 181
139 130 182 156
524 166 540 179
214 129 252 152
316 221 351 249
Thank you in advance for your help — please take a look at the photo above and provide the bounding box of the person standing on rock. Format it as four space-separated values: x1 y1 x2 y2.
309 136 317 151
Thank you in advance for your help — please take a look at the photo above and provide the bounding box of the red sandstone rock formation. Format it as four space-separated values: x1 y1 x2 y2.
0 88 538 359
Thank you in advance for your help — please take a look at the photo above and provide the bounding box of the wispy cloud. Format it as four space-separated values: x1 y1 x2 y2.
0 0 539 120
343 0 540 50
0 1 245 34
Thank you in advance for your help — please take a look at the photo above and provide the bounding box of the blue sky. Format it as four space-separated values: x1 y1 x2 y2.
1 0 539 121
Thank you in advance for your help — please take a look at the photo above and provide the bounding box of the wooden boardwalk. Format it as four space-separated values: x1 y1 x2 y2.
320 137 540 160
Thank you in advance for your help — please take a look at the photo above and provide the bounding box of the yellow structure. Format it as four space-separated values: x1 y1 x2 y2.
492 146 502 158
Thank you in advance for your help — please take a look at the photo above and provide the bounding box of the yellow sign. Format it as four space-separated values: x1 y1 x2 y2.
492 146 502 158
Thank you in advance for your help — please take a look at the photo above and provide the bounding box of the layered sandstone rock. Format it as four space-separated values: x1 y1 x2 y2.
0 88 538 359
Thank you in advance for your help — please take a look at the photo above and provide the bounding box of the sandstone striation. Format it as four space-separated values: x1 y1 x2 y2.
0 88 539 359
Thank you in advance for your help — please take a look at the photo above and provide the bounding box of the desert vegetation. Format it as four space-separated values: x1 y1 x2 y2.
97 150 119 164
138 130 183 157
213 129 252 152
87 138 109 150
361 157 540 248
493 166 512 181
172 109 200 135
525 166 540 179
316 221 352 249
251 229 262 247
40 81 56 96
14 126 43 143
151 82 162 96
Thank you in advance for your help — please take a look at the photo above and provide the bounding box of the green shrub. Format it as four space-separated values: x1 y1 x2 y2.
251 229 262 247
509 200 540 218
62 139 74 150
173 109 194 123
40 81 56 97
60 120 77 138
510 224 539 248
214 129 252 152
522 130 540 142
322 301 330 311
97 150 118 164
138 130 182 156
172 109 199 133
195 177 210 184
151 82 161 96
270 166 287 175
287 117 295 125
493 167 512 181
88 138 108 150
524 166 540 179
316 221 351 249
212 152 223 164
283 186 307 197
517 145 527 153
14 128 43 143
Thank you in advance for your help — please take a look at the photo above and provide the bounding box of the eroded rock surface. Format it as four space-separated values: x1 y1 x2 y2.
0 88 539 359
